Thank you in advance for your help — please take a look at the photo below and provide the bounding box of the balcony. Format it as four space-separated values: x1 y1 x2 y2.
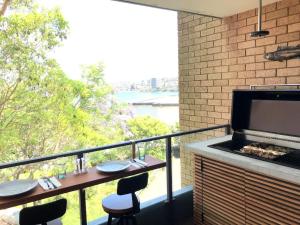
0 125 230 225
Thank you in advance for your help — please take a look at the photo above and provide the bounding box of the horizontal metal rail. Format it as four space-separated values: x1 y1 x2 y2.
0 124 230 170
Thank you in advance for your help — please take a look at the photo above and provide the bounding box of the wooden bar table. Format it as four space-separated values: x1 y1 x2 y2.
0 156 166 225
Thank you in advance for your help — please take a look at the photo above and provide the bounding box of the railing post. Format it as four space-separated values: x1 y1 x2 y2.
166 137 173 203
225 125 231 135
131 141 136 159
77 153 87 225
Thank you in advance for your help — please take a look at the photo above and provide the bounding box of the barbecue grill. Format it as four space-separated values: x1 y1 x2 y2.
209 89 300 169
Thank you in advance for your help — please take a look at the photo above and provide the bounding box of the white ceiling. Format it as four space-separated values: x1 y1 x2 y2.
114 0 279 18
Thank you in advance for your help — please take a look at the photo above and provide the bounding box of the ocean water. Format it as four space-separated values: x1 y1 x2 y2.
114 91 178 103
114 91 179 125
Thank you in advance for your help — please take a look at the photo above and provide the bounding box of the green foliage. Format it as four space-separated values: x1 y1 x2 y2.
126 116 171 139
126 116 171 159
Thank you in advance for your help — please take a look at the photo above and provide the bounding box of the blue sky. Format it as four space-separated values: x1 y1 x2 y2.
42 0 178 84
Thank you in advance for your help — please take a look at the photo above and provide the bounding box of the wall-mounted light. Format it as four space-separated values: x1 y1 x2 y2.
250 0 269 37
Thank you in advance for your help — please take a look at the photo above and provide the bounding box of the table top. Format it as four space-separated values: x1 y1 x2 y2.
0 155 166 209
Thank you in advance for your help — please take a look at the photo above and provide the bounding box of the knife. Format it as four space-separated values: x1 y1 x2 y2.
133 159 146 168
46 178 56 189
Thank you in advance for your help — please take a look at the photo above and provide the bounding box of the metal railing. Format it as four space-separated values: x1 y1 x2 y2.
0 124 231 225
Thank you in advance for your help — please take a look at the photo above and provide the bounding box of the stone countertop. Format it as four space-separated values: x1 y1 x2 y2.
186 135 300 186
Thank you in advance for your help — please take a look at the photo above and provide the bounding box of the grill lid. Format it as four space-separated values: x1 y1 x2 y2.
231 90 300 137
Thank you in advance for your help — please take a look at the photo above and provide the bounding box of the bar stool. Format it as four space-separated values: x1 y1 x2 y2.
102 173 149 225
19 198 67 225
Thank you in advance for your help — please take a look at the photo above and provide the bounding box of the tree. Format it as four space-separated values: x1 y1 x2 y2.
0 1 125 179
126 116 171 159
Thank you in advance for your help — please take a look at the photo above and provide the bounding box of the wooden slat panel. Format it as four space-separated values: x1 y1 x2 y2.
193 155 300 225
194 155 203 225
202 157 246 225
245 171 300 225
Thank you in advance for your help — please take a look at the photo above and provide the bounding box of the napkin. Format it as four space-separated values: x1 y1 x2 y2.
38 177 62 190
38 179 49 191
134 158 148 166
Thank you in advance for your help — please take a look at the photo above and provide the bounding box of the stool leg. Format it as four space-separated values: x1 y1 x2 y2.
107 214 112 225
132 216 138 225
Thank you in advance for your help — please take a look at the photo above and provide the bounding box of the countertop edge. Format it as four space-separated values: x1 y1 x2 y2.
186 135 300 186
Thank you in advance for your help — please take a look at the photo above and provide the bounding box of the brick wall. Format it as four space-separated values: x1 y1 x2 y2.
178 0 300 186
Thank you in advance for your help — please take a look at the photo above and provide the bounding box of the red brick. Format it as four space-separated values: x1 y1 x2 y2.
262 20 277 29
208 60 221 67
230 20 247 30
214 39 227 47
207 33 222 41
229 35 246 44
238 71 256 78
256 37 276 46
238 25 255 35
247 16 258 26
208 99 221 106
207 46 221 54
222 58 237 66
265 61 287 69
208 86 221 92
214 66 228 73
278 67 300 76
289 4 300 15
195 23 206 31
256 69 276 77
246 78 264 85
214 52 229 60
246 63 264 71
229 49 246 58
277 0 299 9
238 9 256 20
246 47 265 55
222 72 238 79
214 24 229 33
238 40 255 49
265 77 286 84
277 32 300 43
229 64 246 72
268 26 287 36
238 56 255 64
278 15 300 26
214 80 229 86
288 23 300 32
201 28 214 36
208 73 222 80
207 19 222 28
229 79 245 85
266 8 288 20
263 2 277 13
287 76 300 83
201 80 213 86
287 59 300 67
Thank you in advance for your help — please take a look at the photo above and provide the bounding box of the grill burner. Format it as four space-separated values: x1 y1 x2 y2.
240 143 293 160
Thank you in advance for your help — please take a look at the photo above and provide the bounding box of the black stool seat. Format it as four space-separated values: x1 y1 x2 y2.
19 198 67 225
102 193 134 215
101 173 148 225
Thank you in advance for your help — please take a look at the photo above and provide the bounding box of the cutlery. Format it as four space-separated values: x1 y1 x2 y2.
134 158 148 166
47 178 57 189
129 159 142 168
132 159 146 168
42 178 52 190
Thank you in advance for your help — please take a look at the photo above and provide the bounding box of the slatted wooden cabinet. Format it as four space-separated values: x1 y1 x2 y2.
194 155 300 225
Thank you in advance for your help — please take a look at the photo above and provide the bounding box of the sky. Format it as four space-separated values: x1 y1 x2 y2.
42 0 178 84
